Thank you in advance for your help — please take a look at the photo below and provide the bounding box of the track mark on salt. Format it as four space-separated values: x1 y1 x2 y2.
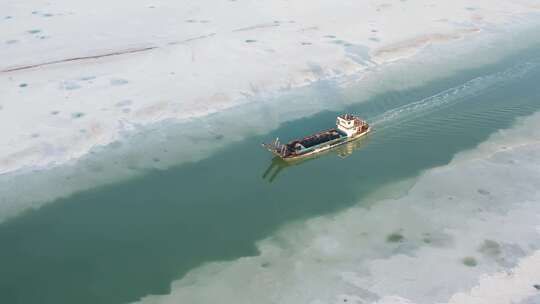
233 22 280 32
169 33 216 45
1 46 157 73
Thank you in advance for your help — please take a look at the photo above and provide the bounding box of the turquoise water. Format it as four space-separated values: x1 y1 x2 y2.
1 45 540 303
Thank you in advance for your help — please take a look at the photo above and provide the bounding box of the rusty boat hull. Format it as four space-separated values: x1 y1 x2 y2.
263 114 371 162
267 127 371 161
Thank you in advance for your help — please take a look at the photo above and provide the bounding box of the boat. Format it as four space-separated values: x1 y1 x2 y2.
262 114 371 161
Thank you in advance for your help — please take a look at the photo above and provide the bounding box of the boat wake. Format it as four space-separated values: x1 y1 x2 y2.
369 59 539 132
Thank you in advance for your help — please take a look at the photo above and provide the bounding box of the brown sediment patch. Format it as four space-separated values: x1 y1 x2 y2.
134 101 171 119
194 93 231 109
0 146 41 172
1 46 158 73
471 14 484 22
372 29 480 61
87 123 104 138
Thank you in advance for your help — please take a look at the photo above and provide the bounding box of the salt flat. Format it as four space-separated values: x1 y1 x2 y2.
2 0 540 175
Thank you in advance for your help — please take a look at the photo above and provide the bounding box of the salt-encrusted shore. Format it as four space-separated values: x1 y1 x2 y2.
2 0 540 176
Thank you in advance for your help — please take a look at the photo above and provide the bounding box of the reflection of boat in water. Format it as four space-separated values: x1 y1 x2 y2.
262 114 371 161
262 134 370 182
335 134 370 159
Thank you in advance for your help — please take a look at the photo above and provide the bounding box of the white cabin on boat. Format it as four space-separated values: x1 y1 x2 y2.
336 114 364 137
